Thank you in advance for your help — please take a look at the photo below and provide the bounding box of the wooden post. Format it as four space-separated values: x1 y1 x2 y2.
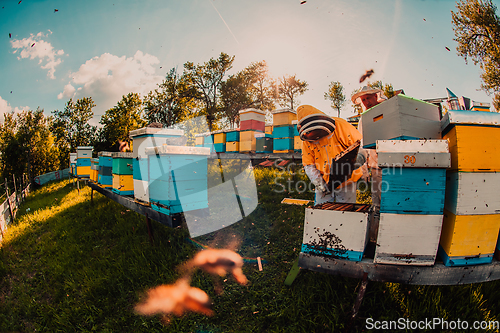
4 178 13 224
12 174 18 205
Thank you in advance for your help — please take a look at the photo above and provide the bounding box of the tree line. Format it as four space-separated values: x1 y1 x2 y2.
0 0 498 183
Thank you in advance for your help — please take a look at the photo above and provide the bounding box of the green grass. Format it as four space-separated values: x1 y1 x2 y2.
0 170 499 332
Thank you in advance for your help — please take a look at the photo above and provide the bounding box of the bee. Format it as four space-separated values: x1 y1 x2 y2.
359 69 374 83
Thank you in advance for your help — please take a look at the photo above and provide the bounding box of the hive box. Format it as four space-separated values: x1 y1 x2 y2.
129 128 184 159
294 136 302 151
301 205 370 261
360 95 441 148
440 109 500 132
239 108 266 122
213 131 226 144
376 140 451 168
255 134 273 153
239 130 260 152
265 125 273 135
112 174 134 195
98 152 113 188
444 172 500 215
146 145 210 215
214 143 226 153
91 158 99 182
272 109 297 127
111 152 134 195
374 213 444 266
77 146 93 158
69 153 77 176
439 209 500 266
272 125 295 139
226 141 239 152
240 119 265 132
273 138 294 152
226 130 240 142
76 158 91 178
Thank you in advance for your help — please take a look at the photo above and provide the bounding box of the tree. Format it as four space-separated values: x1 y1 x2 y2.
452 0 500 110
51 97 97 167
272 75 308 110
184 52 235 131
100 93 146 150
143 67 196 127
220 61 275 128
324 81 346 117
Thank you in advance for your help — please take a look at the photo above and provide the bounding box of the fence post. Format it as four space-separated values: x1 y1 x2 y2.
5 178 13 224
12 174 18 206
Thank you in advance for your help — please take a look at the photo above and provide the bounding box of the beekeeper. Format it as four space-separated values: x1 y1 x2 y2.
297 105 366 205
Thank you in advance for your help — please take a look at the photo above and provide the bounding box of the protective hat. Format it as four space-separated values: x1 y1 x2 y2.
351 86 387 105
297 105 336 142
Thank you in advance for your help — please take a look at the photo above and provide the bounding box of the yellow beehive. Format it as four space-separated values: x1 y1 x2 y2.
239 140 256 152
272 109 297 127
265 125 273 135
214 132 226 144
294 136 302 151
443 125 500 172
112 174 134 195
77 166 91 177
240 130 258 145
439 209 500 263
226 141 239 152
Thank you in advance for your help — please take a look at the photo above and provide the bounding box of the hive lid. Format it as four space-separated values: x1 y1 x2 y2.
77 146 93 150
145 145 211 156
239 108 266 115
98 151 113 157
376 139 449 153
441 110 500 132
129 127 184 138
111 152 134 158
271 108 297 115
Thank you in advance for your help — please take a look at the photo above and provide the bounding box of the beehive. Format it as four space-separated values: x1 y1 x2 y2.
147 145 210 215
439 210 500 266
301 203 370 261
239 108 266 122
91 158 99 182
375 140 450 265
69 153 77 176
214 143 226 153
77 146 93 158
98 152 113 188
226 130 240 142
273 138 294 152
374 213 444 266
239 130 260 152
226 141 239 152
292 120 301 152
240 119 265 132
255 133 273 153
272 125 295 139
360 95 441 148
129 127 184 159
111 152 134 195
265 125 273 135
76 156 91 178
272 108 296 127
213 131 226 144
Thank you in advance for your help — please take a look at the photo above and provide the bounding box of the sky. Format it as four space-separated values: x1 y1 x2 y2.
0 0 498 125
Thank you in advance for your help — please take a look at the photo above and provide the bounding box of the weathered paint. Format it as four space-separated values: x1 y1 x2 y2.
272 108 297 127
98 174 113 187
239 140 256 152
444 125 500 172
439 209 500 265
240 119 265 132
445 171 500 215
256 137 273 153
380 168 446 215
272 125 295 139
376 139 450 168
239 108 266 122
361 94 441 148
77 158 91 167
440 109 500 133
226 141 240 152
301 206 369 262
226 130 240 142
133 179 149 203
112 156 134 175
213 132 226 144
112 174 134 195
273 138 294 151
77 146 93 158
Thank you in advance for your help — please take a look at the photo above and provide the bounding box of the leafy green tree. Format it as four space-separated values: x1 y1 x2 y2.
143 67 196 127
100 93 146 150
324 81 346 117
51 97 97 166
452 0 500 110
220 61 275 128
272 75 308 110
184 52 235 131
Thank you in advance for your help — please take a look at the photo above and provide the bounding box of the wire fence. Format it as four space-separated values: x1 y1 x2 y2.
0 173 32 243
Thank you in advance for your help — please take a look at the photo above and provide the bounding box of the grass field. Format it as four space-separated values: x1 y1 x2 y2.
0 166 499 332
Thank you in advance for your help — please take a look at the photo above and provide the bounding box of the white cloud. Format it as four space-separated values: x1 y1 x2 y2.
10 31 65 79
0 96 29 122
58 51 163 117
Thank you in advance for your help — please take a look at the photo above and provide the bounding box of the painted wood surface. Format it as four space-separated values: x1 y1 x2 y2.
239 108 266 122
272 125 295 139
256 137 273 152
112 174 134 195
76 166 91 177
98 174 112 187
294 136 302 151
99 166 112 177
376 139 449 152
77 146 93 158
361 95 441 148
380 168 446 214
298 253 500 285
98 155 113 168
440 110 500 133
77 158 91 167
445 172 500 215
145 145 211 156
444 125 500 171
301 207 369 261
133 179 149 202
213 132 226 144
374 213 443 266
240 120 265 132
265 126 273 135
239 130 259 145
440 209 500 259
149 155 208 182
272 109 297 126
130 135 179 159
376 139 450 168
69 153 77 164
226 141 239 152
239 141 256 152
112 157 133 175
226 130 240 142
273 138 294 151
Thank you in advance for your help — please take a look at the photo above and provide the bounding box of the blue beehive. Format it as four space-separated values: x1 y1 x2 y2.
214 143 226 153
226 130 240 142
272 125 295 139
98 151 113 188
273 138 294 151
147 145 210 215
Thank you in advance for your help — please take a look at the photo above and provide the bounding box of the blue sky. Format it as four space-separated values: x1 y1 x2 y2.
0 0 497 125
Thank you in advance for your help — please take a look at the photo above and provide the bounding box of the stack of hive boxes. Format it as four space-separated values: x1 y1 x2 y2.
129 127 184 203
147 145 210 215
69 153 77 176
213 130 226 153
225 129 240 153
90 158 99 182
195 133 215 153
272 109 296 153
76 146 93 178
98 152 113 188
265 124 273 135
111 152 134 195
292 120 301 152
439 110 500 266
374 140 450 266
239 108 265 152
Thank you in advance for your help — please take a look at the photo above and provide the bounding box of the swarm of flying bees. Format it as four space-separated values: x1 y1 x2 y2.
135 248 248 324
